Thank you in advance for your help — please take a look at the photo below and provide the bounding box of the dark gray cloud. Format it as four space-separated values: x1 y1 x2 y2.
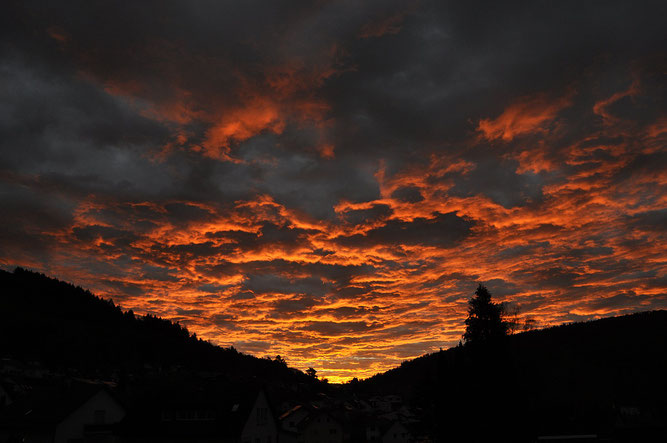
628 209 667 233
334 212 473 248
341 204 393 225
463 158 551 207
270 295 323 318
316 305 381 320
2 0 665 220
243 273 327 297
299 320 383 336
0 57 170 185
391 186 424 203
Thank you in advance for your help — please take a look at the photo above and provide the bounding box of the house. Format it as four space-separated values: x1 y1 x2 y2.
366 421 382 442
0 359 23 377
383 396 402 411
240 389 279 443
300 411 344 443
279 404 344 443
382 421 412 443
278 404 303 442
0 383 125 443
368 397 392 413
124 383 232 443
0 384 12 409
119 382 278 443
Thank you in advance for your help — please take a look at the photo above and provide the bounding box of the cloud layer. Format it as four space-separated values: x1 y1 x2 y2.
1 0 666 381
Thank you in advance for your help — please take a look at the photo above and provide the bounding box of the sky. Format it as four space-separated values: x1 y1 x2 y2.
1 0 666 382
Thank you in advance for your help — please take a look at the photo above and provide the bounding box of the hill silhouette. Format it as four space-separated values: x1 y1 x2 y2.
357 309 667 441
1 267 665 441
0 267 308 384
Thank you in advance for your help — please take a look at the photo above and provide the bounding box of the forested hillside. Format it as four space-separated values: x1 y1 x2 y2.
0 267 307 384
357 310 667 440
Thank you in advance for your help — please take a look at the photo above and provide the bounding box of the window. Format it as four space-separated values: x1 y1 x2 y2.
94 410 106 424
256 407 268 425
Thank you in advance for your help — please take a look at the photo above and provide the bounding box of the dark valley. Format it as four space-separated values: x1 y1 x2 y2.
1 268 665 442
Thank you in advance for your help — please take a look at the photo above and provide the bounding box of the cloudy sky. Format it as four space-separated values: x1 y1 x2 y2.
1 0 665 381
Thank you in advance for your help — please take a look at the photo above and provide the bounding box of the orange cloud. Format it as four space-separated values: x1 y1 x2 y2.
512 147 558 174
593 78 640 123
318 144 335 159
199 99 285 160
5 27 665 384
73 39 342 162
477 92 572 141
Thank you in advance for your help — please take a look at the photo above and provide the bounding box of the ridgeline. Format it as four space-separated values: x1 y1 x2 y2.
0 267 309 384
1 267 665 441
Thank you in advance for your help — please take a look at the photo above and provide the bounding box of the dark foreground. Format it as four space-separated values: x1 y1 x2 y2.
1 268 665 442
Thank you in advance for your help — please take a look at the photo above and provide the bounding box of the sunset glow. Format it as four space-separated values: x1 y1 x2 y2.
1 0 665 383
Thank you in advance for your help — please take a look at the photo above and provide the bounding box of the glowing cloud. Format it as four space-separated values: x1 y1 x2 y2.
477 93 572 142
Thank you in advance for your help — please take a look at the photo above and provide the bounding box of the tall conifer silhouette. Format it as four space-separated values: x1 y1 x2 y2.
463 284 508 346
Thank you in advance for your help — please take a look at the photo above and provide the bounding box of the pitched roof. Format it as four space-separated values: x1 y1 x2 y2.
0 380 118 428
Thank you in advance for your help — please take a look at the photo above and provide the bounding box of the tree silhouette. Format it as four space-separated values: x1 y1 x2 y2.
463 284 508 346
305 367 317 379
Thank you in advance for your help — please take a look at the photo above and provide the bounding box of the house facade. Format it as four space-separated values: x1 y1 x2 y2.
0 387 125 443
382 421 412 443
54 389 126 443
241 390 278 443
